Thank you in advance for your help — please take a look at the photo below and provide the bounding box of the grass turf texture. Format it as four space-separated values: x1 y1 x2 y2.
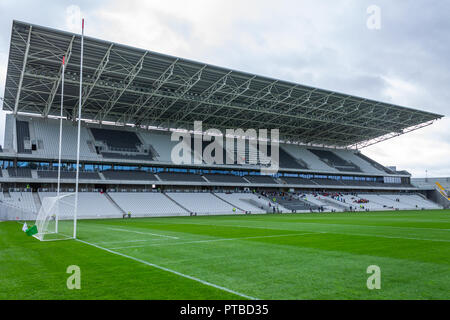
1 209 449 300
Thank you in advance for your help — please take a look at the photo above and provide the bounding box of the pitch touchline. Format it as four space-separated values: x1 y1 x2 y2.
285 221 450 232
201 223 450 242
108 232 319 250
126 221 450 243
323 231 450 242
75 238 258 300
106 227 179 239
94 239 167 245
161 220 450 233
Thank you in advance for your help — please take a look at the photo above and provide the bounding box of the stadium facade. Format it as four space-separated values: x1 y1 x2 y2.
0 21 447 220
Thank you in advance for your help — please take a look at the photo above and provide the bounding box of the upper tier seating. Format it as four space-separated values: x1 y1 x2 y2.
203 174 248 184
279 176 412 188
37 170 100 180
340 180 373 187
32 117 98 158
381 182 414 188
332 150 386 174
102 170 157 181
308 149 361 172
311 178 345 186
8 168 32 178
90 128 142 152
101 152 153 160
278 147 309 169
157 172 205 182
281 176 315 185
281 145 337 172
90 128 156 161
5 117 403 179
139 130 177 162
354 152 395 174
16 120 32 154
244 175 279 184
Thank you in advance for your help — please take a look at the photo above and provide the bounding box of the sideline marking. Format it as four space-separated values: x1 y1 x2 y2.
76 238 258 300
162 220 450 232
94 239 167 245
159 221 450 240
107 227 179 239
136 220 450 243
109 232 319 250
323 231 450 243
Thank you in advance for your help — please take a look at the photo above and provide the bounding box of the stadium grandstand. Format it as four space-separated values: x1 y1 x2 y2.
411 177 450 209
0 20 446 220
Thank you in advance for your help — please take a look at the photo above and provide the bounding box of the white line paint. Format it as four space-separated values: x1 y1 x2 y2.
107 227 179 239
109 232 319 250
94 239 167 245
285 222 450 232
75 238 258 300
323 231 450 243
158 220 450 233
157 221 450 241
108 223 450 249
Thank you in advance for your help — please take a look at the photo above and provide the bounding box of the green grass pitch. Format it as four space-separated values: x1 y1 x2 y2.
1 209 449 300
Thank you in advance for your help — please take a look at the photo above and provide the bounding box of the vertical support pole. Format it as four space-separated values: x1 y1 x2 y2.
56 56 65 234
74 19 84 239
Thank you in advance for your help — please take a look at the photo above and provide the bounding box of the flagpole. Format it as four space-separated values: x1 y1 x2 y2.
56 55 65 234
74 18 84 239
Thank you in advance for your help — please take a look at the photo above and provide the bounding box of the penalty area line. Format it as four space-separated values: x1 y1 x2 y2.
75 238 258 300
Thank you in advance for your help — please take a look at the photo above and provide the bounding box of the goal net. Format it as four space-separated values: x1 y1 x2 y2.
33 193 76 241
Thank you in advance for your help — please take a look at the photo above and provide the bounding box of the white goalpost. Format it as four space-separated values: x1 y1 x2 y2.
73 18 85 239
55 54 65 234
33 18 84 241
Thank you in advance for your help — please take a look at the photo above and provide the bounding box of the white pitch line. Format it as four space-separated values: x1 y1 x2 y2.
164 220 450 233
195 223 450 243
109 232 319 250
287 221 450 232
93 239 167 245
323 231 450 243
126 220 450 244
160 220 450 238
107 227 179 239
75 238 258 300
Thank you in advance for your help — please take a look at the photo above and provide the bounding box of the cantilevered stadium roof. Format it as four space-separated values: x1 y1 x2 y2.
2 20 444 148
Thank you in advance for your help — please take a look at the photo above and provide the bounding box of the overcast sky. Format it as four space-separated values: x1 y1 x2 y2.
0 0 448 177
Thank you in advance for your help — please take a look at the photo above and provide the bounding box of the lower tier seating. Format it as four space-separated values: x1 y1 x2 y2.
109 192 187 216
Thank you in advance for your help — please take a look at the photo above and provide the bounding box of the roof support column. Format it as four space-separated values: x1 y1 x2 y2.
72 44 113 120
14 26 32 115
43 35 75 117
